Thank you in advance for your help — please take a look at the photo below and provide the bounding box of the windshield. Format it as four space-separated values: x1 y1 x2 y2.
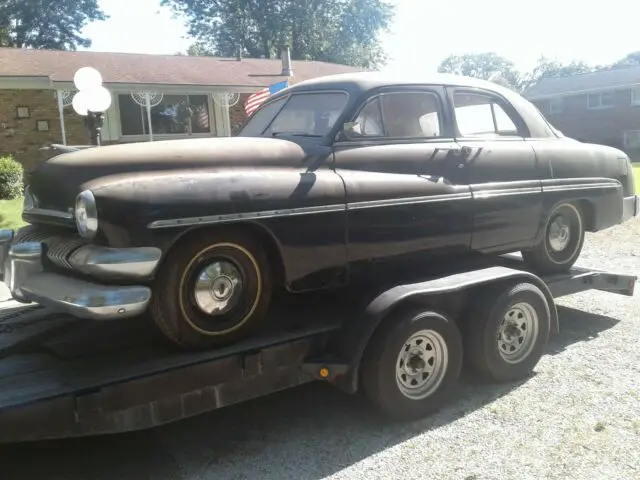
239 92 348 138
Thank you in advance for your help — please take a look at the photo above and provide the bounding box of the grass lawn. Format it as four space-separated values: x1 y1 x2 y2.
633 164 640 193
0 197 26 230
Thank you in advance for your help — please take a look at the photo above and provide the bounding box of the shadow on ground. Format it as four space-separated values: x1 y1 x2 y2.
0 306 622 480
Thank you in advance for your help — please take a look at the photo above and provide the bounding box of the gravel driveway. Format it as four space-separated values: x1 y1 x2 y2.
1 219 639 480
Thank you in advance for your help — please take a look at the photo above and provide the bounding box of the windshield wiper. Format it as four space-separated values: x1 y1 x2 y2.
271 132 322 137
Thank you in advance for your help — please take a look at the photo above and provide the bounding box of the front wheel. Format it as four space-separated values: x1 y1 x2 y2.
360 306 463 421
149 228 273 349
522 202 585 274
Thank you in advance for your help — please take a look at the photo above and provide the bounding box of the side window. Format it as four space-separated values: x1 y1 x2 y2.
453 92 520 137
352 91 443 139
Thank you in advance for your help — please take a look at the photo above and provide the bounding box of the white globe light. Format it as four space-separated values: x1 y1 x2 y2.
72 90 90 116
74 67 103 91
85 86 112 112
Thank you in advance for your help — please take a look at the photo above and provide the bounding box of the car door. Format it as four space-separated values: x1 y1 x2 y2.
446 87 544 253
332 86 473 267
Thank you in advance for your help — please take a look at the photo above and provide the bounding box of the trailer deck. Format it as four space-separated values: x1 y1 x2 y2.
0 255 635 443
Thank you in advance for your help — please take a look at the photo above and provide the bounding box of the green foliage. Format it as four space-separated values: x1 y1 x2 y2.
0 0 107 50
162 0 395 69
438 51 639 94
438 52 521 91
0 156 24 200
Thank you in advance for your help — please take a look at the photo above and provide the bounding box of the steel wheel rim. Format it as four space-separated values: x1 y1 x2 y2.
193 259 244 315
395 329 449 400
497 302 539 364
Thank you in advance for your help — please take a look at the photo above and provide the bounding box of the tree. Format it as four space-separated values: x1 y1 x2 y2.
160 0 395 69
519 57 599 92
437 52 522 90
0 0 107 50
610 51 640 69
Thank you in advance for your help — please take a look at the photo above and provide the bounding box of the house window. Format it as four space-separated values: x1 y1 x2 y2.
118 94 212 136
623 130 640 149
587 92 615 109
549 98 563 114
452 92 519 137
631 87 640 106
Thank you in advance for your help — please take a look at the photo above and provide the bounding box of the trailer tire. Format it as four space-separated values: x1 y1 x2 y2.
465 282 550 383
360 306 463 421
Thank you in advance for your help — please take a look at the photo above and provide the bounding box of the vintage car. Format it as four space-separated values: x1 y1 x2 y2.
0 72 638 348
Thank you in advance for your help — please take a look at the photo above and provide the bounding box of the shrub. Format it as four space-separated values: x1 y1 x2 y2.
0 155 24 200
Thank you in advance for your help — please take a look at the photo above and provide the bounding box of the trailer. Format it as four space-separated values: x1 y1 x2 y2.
0 255 635 443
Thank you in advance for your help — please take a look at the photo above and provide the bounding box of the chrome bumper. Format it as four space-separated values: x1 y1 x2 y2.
0 228 160 320
623 195 640 222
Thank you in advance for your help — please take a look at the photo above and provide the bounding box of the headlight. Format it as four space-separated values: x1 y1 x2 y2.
75 190 98 239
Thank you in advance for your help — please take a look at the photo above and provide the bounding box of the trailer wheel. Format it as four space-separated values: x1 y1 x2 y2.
465 282 550 383
522 202 585 274
150 228 273 349
360 307 463 421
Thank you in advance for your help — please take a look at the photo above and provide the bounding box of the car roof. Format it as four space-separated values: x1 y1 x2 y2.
266 72 560 139
286 71 513 95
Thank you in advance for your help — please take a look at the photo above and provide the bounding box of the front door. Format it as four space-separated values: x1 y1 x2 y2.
332 86 474 268
446 87 543 253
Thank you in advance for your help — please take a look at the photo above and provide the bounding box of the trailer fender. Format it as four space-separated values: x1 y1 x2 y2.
333 266 558 394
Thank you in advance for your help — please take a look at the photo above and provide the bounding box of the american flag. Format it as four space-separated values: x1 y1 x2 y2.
244 80 289 117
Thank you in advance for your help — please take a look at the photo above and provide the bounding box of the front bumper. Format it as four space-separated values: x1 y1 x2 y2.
0 228 160 320
623 195 640 222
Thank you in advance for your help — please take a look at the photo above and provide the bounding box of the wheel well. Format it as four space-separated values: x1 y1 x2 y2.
577 199 595 232
159 222 287 287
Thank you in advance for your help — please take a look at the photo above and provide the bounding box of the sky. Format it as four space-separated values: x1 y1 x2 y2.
81 0 640 75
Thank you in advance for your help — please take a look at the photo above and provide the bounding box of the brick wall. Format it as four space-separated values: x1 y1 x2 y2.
0 89 88 172
229 93 250 135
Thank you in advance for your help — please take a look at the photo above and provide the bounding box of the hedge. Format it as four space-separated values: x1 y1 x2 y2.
0 155 24 200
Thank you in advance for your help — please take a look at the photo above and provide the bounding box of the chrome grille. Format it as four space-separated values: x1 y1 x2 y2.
46 238 86 270
13 225 86 271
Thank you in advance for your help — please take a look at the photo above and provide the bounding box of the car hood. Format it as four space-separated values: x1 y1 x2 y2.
27 136 309 212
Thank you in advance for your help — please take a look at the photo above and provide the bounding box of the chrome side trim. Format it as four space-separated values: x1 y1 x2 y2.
543 182 621 192
148 203 348 229
146 181 622 230
347 192 472 211
68 245 162 279
22 207 74 220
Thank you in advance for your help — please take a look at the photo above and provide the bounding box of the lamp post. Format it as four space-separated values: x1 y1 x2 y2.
71 67 112 146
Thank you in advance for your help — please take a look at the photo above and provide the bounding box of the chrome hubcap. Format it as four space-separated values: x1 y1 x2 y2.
395 329 448 400
497 302 539 363
548 215 571 252
193 260 243 315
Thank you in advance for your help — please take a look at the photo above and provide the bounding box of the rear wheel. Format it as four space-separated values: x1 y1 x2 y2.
522 202 585 274
150 228 273 349
360 306 463 421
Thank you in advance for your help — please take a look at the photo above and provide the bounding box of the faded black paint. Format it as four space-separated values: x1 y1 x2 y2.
22 72 635 292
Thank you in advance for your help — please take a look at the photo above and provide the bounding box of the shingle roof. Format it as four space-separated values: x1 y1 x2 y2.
0 48 365 88
523 65 640 99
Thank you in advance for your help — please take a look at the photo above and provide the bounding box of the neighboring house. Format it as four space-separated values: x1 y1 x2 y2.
522 65 640 161
0 47 363 171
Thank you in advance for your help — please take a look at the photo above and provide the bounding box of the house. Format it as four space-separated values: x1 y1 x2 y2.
0 47 363 171
523 65 640 161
